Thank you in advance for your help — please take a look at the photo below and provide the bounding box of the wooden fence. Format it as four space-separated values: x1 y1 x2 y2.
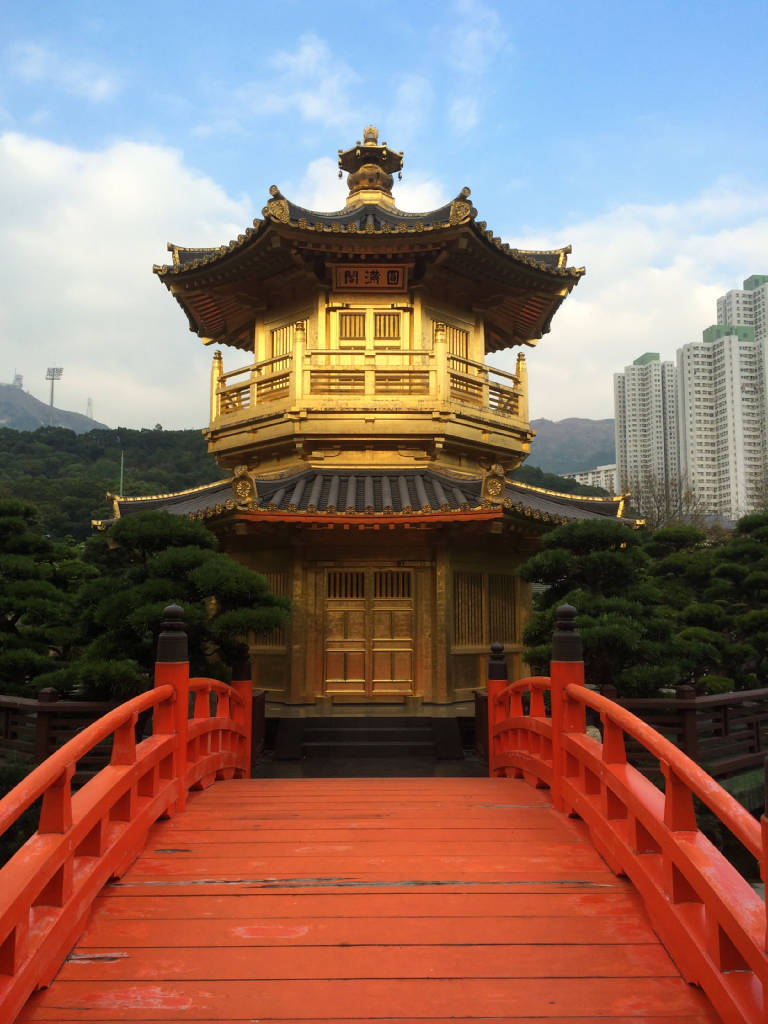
601 684 768 779
1 687 266 784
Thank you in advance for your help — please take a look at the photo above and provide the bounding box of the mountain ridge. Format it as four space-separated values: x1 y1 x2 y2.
0 384 108 433
527 417 616 475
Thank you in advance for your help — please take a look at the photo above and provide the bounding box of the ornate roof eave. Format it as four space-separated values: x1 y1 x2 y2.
155 190 582 283
154 208 583 353
96 469 638 532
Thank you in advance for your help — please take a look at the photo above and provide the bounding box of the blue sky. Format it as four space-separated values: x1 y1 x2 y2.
1 0 767 437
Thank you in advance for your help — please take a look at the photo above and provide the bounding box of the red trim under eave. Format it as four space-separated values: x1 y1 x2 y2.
233 510 503 527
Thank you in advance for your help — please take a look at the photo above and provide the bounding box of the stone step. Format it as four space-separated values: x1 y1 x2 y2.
302 740 436 758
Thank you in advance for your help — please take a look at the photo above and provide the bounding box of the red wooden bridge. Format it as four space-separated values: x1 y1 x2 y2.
1 606 766 1023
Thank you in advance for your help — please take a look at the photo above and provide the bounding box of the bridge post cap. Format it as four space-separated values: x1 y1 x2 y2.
37 687 59 703
551 604 583 663
488 641 508 681
675 684 696 700
157 604 189 663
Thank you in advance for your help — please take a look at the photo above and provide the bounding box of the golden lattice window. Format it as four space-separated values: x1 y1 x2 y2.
339 312 366 341
328 570 366 599
373 570 411 599
453 571 516 646
374 312 400 341
251 570 290 648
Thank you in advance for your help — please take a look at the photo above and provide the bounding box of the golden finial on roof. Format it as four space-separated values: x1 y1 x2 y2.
338 126 404 208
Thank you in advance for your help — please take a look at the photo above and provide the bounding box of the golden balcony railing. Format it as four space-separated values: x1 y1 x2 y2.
212 348 521 424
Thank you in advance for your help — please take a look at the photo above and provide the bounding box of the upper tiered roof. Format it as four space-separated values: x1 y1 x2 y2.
154 127 584 354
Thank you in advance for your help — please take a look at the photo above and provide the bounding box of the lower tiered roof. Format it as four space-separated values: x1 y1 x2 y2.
98 468 629 528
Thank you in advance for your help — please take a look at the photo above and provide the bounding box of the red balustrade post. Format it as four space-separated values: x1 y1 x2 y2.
549 604 584 813
153 605 190 813
230 646 253 778
487 642 508 777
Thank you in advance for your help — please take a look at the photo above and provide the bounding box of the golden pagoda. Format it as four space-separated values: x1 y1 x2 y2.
113 127 625 709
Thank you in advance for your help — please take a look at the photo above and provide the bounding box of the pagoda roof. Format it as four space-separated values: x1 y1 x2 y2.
100 468 630 528
154 186 583 354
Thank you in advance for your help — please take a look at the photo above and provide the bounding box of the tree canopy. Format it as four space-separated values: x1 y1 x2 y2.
0 426 221 541
2 508 290 702
522 514 768 696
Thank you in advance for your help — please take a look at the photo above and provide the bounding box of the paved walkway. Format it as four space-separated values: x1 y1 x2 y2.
19 778 720 1022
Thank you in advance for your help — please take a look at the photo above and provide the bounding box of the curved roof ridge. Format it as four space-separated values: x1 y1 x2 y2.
507 478 624 503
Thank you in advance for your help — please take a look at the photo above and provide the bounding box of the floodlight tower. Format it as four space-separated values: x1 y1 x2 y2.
45 367 63 426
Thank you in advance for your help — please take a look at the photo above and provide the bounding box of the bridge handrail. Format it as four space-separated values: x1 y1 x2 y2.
567 683 762 861
0 605 253 1024
0 686 174 836
487 608 768 1024
491 676 762 861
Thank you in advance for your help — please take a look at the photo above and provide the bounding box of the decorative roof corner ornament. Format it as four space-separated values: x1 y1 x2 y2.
481 463 507 505
338 126 404 208
449 187 476 226
263 185 290 222
232 465 259 508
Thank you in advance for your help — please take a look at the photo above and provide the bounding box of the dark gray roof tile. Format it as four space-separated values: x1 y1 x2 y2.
111 468 629 525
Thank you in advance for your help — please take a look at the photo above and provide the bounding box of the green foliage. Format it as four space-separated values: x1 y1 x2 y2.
68 511 290 698
698 675 735 695
510 463 608 496
32 659 147 701
522 511 768 696
0 755 38 865
0 427 221 541
0 492 290 703
0 500 75 694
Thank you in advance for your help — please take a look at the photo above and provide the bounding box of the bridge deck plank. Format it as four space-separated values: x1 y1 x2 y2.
19 777 720 1022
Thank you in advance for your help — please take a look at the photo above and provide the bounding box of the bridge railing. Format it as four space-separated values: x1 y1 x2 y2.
0 605 252 1024
488 604 767 1024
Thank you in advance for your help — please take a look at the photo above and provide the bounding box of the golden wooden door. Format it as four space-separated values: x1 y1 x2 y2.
324 568 414 696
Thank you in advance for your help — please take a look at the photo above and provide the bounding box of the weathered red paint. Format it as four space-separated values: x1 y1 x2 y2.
0 655 250 1024
488 662 768 1024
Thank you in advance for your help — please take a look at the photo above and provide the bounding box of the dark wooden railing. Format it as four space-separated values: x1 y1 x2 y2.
601 684 768 779
0 690 116 783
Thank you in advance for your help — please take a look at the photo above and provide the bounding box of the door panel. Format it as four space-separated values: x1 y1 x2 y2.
324 569 414 696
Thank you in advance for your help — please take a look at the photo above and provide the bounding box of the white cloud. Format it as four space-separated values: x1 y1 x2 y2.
490 185 768 426
442 1 508 137
7 42 118 101
195 34 360 137
448 0 508 76
286 157 348 211
396 176 446 212
449 96 479 134
0 132 251 429
388 75 434 139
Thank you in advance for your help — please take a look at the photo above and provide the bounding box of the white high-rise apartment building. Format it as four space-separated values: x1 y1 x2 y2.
614 353 681 513
677 325 765 519
717 275 768 343
563 464 618 494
